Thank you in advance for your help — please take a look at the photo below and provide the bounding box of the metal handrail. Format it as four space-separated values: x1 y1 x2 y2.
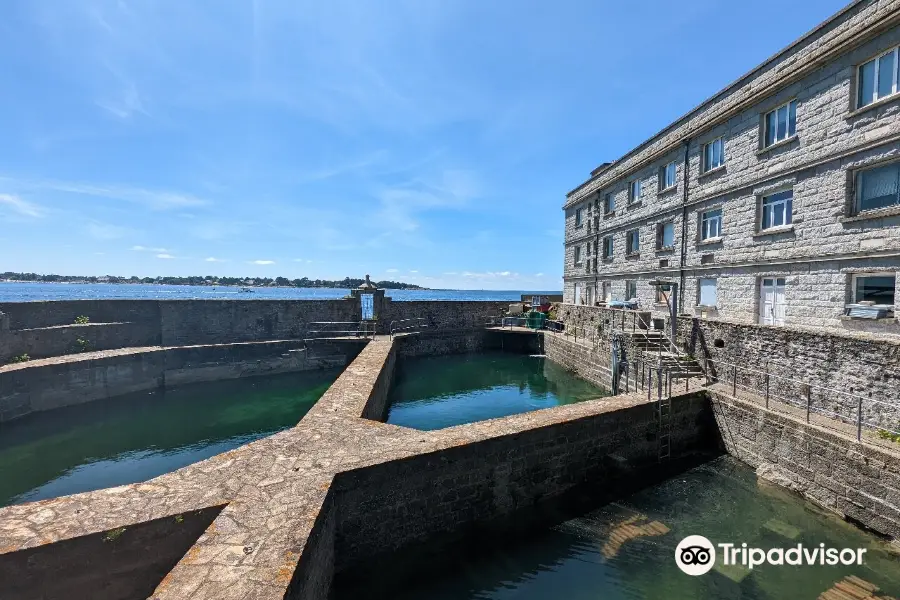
705 357 900 441
389 318 428 338
304 321 375 340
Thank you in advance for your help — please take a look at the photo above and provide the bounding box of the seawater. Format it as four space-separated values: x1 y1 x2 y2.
0 369 339 507
0 281 560 302
385 352 607 430
334 456 900 599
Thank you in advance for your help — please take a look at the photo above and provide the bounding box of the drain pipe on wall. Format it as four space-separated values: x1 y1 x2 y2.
678 138 691 314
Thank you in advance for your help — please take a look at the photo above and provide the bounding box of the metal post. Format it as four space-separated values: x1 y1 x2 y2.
733 365 737 397
648 369 652 401
657 366 663 401
857 397 863 442
765 371 769 409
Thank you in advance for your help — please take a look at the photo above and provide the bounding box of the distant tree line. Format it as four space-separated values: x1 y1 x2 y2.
0 272 427 290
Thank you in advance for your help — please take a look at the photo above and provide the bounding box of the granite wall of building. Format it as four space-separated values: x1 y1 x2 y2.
563 2 900 336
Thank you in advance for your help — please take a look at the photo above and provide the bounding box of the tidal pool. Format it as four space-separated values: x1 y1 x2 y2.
0 369 340 507
385 352 607 430
333 456 900 599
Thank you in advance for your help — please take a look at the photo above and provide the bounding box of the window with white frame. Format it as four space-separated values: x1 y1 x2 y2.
852 273 896 308
661 161 677 190
573 245 582 265
763 100 797 147
625 280 637 301
604 192 615 214
626 230 640 255
760 189 793 230
602 236 613 259
700 208 722 241
629 180 642 203
855 161 900 214
657 222 675 249
601 281 612 303
702 137 725 173
857 46 899 109
575 206 583 227
698 278 718 307
574 283 582 305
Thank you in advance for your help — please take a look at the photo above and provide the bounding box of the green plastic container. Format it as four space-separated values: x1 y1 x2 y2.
526 310 546 330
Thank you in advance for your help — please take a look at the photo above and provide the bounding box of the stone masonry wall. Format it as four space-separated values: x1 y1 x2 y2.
0 339 365 422
711 389 900 540
564 5 900 335
333 389 712 570
0 322 161 363
0 299 514 363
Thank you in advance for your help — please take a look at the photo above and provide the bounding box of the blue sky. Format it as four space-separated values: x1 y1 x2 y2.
0 0 848 290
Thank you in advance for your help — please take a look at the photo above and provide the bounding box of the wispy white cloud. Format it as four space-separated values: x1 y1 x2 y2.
0 194 45 218
156 253 175 259
0 177 210 211
248 259 275 265
205 257 226 262
132 245 169 253
386 268 399 273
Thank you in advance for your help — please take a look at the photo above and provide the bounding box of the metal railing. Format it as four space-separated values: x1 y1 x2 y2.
303 321 376 340
705 357 900 442
389 318 428 338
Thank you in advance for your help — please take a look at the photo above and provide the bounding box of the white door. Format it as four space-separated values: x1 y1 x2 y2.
574 283 582 305
759 278 786 326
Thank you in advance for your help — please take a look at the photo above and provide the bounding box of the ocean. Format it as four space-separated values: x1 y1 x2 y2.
0 282 561 303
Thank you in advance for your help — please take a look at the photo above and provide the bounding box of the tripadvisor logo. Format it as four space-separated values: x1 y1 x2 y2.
675 535 867 576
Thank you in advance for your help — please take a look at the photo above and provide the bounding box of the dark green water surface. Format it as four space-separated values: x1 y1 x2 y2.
385 352 607 431
0 369 339 507
334 456 900 599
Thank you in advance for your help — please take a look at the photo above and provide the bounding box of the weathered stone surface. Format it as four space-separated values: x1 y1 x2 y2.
0 333 713 600
562 2 900 336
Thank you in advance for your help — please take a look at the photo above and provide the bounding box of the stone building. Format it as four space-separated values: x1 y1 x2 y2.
563 0 900 337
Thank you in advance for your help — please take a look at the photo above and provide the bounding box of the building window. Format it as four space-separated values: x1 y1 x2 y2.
574 283 582 305
661 161 677 190
573 245 583 265
852 273 896 307
575 207 583 227
702 137 725 173
625 280 637 301
857 46 899 109
626 230 640 255
602 236 613 259
760 189 793 230
700 209 722 241
604 192 615 215
855 161 900 214
764 100 797 147
657 222 675 249
698 278 718 307
629 180 642 203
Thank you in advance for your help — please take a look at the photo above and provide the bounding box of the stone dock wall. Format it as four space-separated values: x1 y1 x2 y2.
710 389 900 540
333 389 712 570
0 298 510 363
558 304 900 426
0 339 366 422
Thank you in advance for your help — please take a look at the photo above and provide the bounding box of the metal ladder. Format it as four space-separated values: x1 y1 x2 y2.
657 367 672 461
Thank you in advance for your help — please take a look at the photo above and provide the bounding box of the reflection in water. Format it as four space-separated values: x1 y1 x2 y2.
386 352 607 430
0 369 340 506
333 457 900 600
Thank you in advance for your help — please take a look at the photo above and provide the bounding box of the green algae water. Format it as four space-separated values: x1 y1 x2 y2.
334 456 900 599
385 352 607 430
0 369 339 507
